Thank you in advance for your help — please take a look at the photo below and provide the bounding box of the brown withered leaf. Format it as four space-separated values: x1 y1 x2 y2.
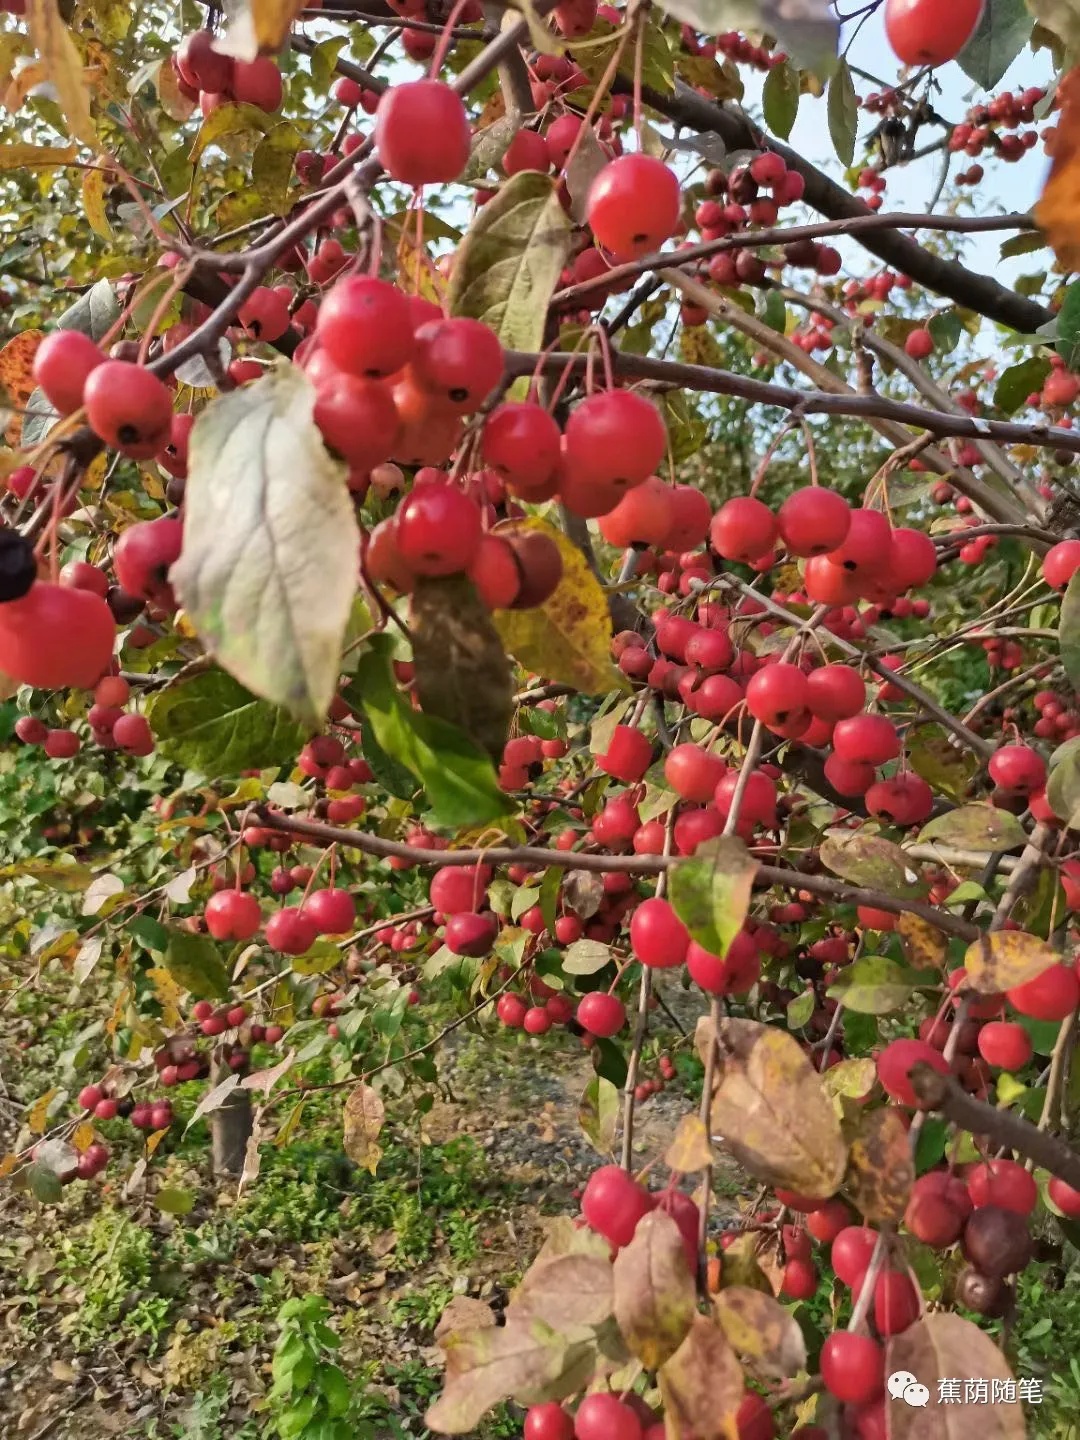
887 1314 1024 1440
1036 67 1080 271
514 1253 614 1329
664 1113 714 1175
612 1210 696 1370
898 911 948 972
563 869 605 919
658 1314 744 1440
411 574 514 761
962 930 1060 994
713 1286 807 1378
819 832 926 898
342 1083 384 1174
709 1019 848 1199
434 1296 496 1346
426 1317 595 1434
845 1106 913 1224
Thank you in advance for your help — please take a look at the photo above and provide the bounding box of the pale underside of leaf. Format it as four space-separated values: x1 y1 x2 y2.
170 365 358 729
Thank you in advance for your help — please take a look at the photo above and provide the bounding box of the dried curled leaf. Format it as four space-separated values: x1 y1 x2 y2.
343 1083 385 1174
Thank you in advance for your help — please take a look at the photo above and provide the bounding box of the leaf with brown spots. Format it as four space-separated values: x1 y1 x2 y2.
665 1113 714 1174
962 930 1060 994
613 1210 696 1369
821 1058 877 1101
820 832 926 899
709 1019 848 1198
658 1314 744 1440
898 912 948 972
0 328 42 444
845 1106 913 1223
713 1286 807 1378
493 517 629 696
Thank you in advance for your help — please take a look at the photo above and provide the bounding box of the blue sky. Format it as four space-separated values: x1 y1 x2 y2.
746 8 1056 285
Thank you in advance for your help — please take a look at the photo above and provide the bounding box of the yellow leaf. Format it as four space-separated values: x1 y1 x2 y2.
146 1127 170 1156
844 1106 913 1224
146 967 184 1032
28 1087 58 1135
82 165 112 239
72 1120 96 1152
963 930 1062 994
26 0 97 148
0 1153 18 1178
492 517 629 696
664 1112 714 1174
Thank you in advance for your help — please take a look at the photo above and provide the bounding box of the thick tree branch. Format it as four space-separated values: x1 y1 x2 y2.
628 78 1052 335
910 1062 1080 1190
502 348 1080 462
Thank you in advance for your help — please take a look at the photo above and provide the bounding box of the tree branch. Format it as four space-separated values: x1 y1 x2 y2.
910 1062 1080 1190
256 807 980 938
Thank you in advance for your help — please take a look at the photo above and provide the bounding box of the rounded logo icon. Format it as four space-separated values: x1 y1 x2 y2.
888 1372 918 1400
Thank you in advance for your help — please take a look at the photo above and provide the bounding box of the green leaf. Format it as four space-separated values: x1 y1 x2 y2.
826 956 919 1015
156 1187 195 1215
449 171 573 357
562 938 612 975
819 832 926 898
786 990 815 1030
1060 569 1080 697
760 288 786 334
170 364 359 729
359 722 417 802
350 636 509 828
994 356 1050 414
928 309 963 356
146 670 306 776
164 928 230 1000
579 1074 619 1154
917 803 1027 852
958 0 1034 88
668 836 757 959
1047 738 1080 826
762 58 799 139
129 915 170 953
826 57 857 165
1058 280 1080 371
